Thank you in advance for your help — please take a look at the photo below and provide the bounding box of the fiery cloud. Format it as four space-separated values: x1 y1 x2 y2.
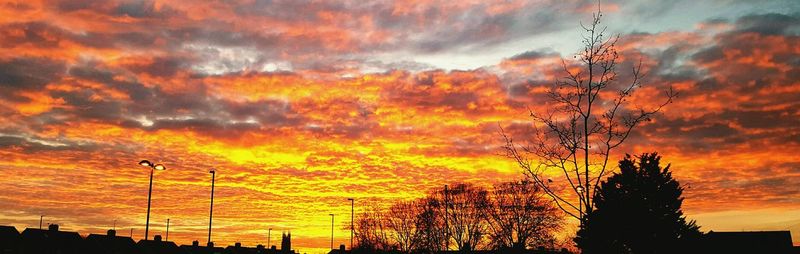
0 0 799 252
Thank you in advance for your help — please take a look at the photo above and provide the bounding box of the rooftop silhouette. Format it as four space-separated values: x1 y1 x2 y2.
0 224 300 254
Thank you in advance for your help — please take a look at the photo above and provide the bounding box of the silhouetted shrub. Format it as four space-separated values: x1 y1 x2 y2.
575 153 701 253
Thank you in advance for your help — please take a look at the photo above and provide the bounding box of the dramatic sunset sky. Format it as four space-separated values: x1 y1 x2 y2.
1 0 799 253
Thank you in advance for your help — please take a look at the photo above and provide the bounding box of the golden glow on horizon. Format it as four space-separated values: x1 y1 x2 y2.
0 1 799 252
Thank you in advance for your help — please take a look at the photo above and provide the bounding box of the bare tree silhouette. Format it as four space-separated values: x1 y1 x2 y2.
485 180 562 250
439 183 489 251
386 201 420 252
501 5 676 222
356 182 567 253
354 205 392 251
413 197 447 253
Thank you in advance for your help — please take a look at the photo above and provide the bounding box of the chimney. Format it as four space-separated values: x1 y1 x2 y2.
235 242 241 248
48 224 59 232
154 235 162 242
339 244 345 251
107 229 116 237
193 240 199 247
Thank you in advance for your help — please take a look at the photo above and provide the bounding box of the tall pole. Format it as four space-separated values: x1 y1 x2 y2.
165 218 170 241
139 160 165 241
268 228 272 248
39 215 44 229
145 168 154 240
348 198 354 250
208 169 216 245
443 185 449 251
329 214 334 250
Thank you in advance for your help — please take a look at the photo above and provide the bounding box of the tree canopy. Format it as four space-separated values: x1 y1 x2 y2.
575 153 701 253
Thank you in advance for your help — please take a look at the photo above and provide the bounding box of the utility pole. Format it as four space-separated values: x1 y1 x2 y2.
208 169 216 245
329 214 335 250
166 218 170 241
39 215 44 229
347 198 354 250
268 228 272 248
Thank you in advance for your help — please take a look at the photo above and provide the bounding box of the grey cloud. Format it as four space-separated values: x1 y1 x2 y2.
114 0 177 18
0 21 158 50
0 135 100 153
0 57 65 90
735 13 800 36
508 49 560 61
0 57 66 103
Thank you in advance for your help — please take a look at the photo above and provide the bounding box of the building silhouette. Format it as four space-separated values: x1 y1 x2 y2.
0 226 19 254
2 224 796 254
702 231 796 254
0 224 303 254
85 229 139 254
280 232 291 253
19 224 85 254
180 240 224 254
137 235 186 254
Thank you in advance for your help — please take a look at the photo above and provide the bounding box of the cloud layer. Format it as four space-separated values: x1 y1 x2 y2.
0 0 799 251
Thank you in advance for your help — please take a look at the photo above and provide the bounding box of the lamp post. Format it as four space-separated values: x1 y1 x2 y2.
208 169 216 246
329 214 334 250
268 228 272 248
347 198 354 250
39 215 44 229
165 218 170 241
139 160 166 240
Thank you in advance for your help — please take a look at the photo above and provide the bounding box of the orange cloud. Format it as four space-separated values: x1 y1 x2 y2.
1 2 799 251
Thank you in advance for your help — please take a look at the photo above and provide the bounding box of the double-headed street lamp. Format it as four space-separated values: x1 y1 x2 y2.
139 160 166 240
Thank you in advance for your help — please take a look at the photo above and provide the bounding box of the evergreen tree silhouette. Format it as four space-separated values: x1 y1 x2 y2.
575 153 702 254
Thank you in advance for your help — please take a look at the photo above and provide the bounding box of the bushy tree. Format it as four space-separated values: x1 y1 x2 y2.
575 153 701 254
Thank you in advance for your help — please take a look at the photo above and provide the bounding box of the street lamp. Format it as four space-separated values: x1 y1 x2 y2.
347 198 354 250
165 218 170 241
208 168 216 246
329 214 334 250
139 160 166 240
268 228 272 248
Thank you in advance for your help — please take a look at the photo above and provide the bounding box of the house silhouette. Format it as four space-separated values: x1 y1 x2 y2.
85 229 139 254
19 224 85 254
137 234 186 254
702 231 795 254
0 226 19 254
